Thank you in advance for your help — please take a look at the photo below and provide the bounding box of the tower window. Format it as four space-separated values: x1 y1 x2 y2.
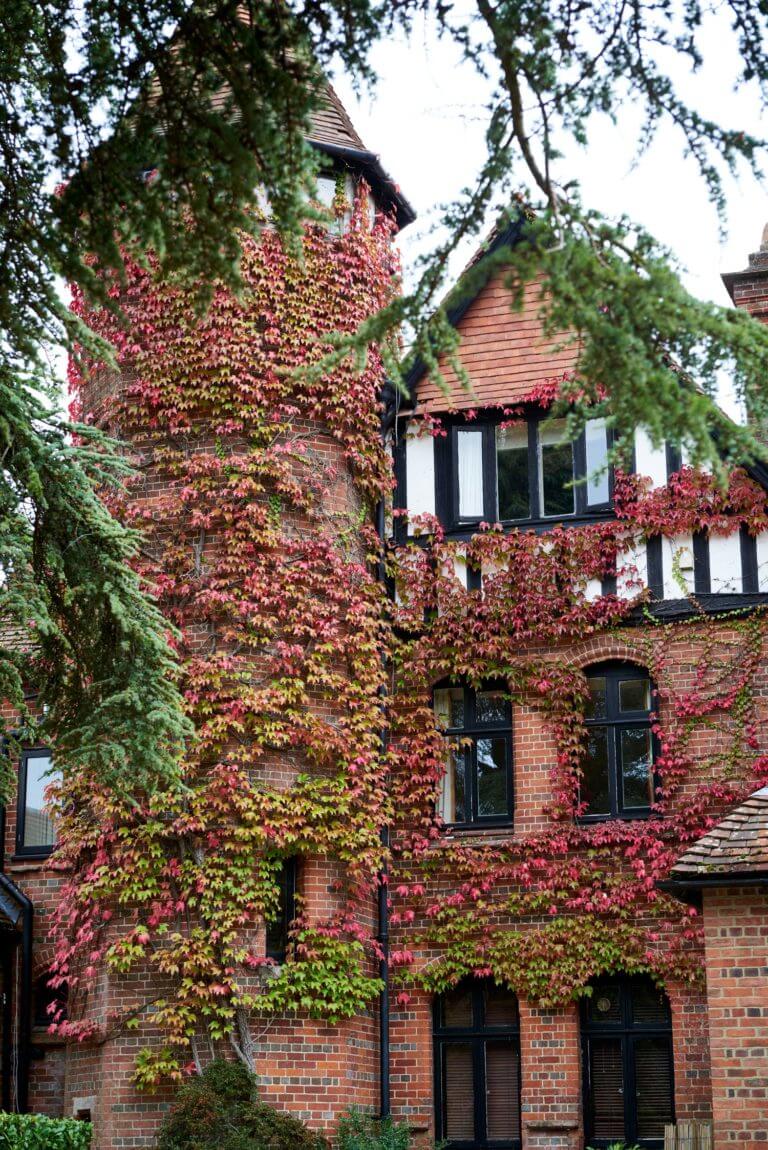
579 664 656 820
433 684 513 828
16 749 58 856
265 858 297 963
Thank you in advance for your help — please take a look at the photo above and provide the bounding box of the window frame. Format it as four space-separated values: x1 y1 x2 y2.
581 977 675 1150
15 747 57 859
447 411 614 533
265 857 297 963
433 980 522 1150
434 683 514 830
578 663 659 823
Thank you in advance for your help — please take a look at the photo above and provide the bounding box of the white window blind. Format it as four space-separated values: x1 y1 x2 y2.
585 418 610 505
457 430 484 518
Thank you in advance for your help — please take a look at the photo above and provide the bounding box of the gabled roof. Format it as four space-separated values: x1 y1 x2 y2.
404 211 528 397
668 786 768 886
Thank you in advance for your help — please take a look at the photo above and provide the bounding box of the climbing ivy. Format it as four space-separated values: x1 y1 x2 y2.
386 402 768 1007
52 191 397 1084
51 201 768 1082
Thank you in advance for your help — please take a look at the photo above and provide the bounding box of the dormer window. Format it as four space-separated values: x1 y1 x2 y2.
449 414 611 531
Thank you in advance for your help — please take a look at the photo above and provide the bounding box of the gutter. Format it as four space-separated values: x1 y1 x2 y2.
310 140 416 231
659 871 768 893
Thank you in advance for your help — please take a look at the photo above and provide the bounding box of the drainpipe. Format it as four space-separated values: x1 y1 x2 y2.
376 383 398 1120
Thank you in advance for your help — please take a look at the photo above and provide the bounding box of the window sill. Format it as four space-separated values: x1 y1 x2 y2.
576 812 658 825
10 851 55 865
438 824 515 845
445 510 616 539
525 1120 579 1132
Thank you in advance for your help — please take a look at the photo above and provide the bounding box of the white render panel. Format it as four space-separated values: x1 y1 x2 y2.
405 426 436 531
634 428 668 488
452 552 468 588
480 558 502 589
708 532 743 594
662 533 695 599
616 538 648 600
680 441 712 474
584 578 603 602
757 531 768 592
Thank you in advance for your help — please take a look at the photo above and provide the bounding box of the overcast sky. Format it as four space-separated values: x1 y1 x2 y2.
332 7 767 417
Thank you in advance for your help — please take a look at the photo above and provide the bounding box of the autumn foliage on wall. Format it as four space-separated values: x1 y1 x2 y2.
57 193 397 1084
386 426 768 1006
57 194 768 1086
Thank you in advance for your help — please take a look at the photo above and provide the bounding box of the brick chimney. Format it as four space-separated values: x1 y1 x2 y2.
722 223 768 321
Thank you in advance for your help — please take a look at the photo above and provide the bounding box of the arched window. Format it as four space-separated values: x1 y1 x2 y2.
581 977 674 1148
433 683 513 827
434 980 521 1149
580 663 655 820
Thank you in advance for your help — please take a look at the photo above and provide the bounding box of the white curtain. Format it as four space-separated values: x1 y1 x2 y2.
585 418 610 505
458 429 484 518
434 689 457 821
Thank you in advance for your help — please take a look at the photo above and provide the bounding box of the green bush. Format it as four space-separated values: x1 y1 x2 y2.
0 1113 91 1149
157 1060 326 1150
586 1144 642 1150
335 1110 410 1150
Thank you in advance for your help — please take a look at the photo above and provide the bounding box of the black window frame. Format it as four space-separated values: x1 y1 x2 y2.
447 411 614 534
16 747 57 859
578 663 659 823
33 972 68 1029
434 682 514 829
434 979 522 1150
265 857 297 963
581 976 675 1150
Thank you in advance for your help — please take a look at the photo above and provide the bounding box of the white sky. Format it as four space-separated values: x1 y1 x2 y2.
332 6 768 418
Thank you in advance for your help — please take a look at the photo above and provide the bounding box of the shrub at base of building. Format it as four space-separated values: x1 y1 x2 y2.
157 1061 328 1150
0 1113 91 1149
335 1111 410 1150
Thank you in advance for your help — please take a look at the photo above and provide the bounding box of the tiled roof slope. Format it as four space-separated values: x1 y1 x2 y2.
410 274 579 414
209 78 366 151
670 787 768 882
308 82 366 149
405 211 578 413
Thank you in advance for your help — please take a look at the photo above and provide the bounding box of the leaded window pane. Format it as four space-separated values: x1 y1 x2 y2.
582 727 611 815
496 425 530 520
476 738 507 817
435 687 465 730
540 420 574 516
620 727 654 809
476 690 510 726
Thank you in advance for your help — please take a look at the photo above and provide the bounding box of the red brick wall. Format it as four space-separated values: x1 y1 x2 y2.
702 886 768 1146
